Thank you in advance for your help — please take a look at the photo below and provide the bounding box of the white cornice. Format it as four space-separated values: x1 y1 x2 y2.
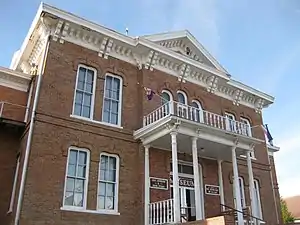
0 66 31 92
14 3 275 111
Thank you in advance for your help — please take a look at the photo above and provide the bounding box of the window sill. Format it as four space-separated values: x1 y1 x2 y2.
70 115 123 129
60 207 120 215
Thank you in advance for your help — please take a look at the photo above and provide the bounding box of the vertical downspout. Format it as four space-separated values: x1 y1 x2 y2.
14 33 50 225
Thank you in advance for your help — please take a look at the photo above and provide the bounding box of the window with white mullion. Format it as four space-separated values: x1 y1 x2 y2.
73 66 95 118
64 149 88 208
102 75 122 126
98 154 119 211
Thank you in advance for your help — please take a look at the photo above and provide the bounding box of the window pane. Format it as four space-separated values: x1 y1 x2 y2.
109 157 116 170
98 196 105 209
83 94 91 106
82 106 90 118
162 93 170 105
78 68 86 82
104 99 111 111
65 191 74 206
111 101 118 113
74 104 82 116
86 70 94 84
66 178 75 192
178 93 185 104
191 102 198 108
106 196 114 209
75 92 83 104
74 192 83 206
78 152 87 165
112 90 118 100
77 81 84 90
111 113 118 125
99 182 106 196
106 183 115 197
77 165 86 178
103 111 110 123
68 164 76 176
100 170 106 180
107 170 116 182
182 165 193 175
106 76 112 90
86 83 93 93
69 150 78 164
112 78 120 91
101 156 108 170
75 179 84 192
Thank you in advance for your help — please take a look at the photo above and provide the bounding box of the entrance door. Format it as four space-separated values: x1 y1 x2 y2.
171 187 196 222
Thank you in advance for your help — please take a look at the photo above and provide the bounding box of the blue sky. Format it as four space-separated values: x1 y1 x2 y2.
1 0 299 197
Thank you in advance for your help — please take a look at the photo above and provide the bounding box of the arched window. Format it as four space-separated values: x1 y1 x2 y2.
225 112 236 132
240 117 252 137
177 91 188 118
161 90 173 115
177 90 187 105
191 100 203 123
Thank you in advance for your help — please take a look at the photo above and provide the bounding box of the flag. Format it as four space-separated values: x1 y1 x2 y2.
261 124 273 145
144 87 155 100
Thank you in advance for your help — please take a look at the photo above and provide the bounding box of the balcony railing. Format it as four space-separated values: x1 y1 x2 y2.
149 199 174 225
143 101 252 137
0 101 27 123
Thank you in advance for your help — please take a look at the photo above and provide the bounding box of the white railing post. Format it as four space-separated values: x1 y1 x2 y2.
171 131 180 223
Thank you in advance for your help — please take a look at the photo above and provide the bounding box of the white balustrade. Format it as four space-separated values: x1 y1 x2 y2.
143 101 252 137
149 199 174 225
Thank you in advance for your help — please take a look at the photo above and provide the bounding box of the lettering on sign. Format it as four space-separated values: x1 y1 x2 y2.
205 184 220 195
170 175 194 188
150 177 168 190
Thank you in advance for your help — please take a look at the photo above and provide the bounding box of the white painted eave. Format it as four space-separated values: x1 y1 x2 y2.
0 66 32 80
267 144 280 153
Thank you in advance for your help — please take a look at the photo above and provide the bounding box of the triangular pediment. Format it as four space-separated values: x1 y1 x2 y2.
142 30 228 74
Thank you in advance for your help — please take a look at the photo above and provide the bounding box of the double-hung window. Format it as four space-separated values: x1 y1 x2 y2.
102 74 123 126
97 153 119 212
73 65 96 119
63 148 89 209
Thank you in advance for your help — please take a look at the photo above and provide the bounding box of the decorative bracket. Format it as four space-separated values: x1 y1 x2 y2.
207 75 218 93
178 64 190 83
254 98 264 113
98 37 113 58
144 51 159 71
233 89 243 106
133 53 143 70
52 20 64 42
59 22 70 44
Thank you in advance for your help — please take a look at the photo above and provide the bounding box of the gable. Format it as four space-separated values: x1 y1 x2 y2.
142 30 228 74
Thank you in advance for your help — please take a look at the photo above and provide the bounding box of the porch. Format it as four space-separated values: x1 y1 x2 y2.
133 101 265 225
0 101 27 126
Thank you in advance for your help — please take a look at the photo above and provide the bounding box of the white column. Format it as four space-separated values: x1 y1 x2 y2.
232 146 243 225
171 132 181 223
192 137 202 220
144 145 150 225
247 150 257 224
218 160 225 211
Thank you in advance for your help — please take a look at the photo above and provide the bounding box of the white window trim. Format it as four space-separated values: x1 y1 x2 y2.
7 156 20 213
97 153 120 214
72 64 97 120
161 90 173 102
191 100 204 123
70 114 123 129
240 117 252 137
191 100 202 110
238 177 246 208
101 73 123 127
177 90 188 105
61 147 90 210
254 179 263 219
60 207 120 215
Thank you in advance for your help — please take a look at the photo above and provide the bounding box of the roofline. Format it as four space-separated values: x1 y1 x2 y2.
0 66 32 80
15 3 275 108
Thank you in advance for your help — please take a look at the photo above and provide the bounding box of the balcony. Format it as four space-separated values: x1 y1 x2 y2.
0 101 27 126
134 101 264 160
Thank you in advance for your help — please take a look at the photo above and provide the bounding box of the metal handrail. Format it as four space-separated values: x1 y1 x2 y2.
220 203 265 223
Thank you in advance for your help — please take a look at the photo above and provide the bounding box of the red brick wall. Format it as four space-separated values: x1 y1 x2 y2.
0 126 22 225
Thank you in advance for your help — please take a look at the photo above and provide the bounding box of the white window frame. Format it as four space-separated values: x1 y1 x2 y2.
97 153 120 214
225 112 236 132
254 179 263 219
191 100 204 123
177 90 188 105
240 117 252 137
72 64 97 119
161 90 173 103
161 90 173 115
8 156 20 213
238 177 246 208
102 73 123 127
62 147 90 210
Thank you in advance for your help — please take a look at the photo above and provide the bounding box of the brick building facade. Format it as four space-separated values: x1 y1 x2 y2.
0 3 282 225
